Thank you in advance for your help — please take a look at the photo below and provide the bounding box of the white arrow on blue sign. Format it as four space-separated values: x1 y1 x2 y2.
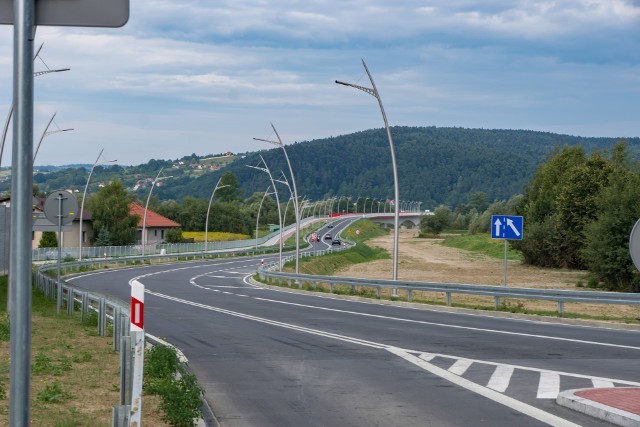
491 215 524 240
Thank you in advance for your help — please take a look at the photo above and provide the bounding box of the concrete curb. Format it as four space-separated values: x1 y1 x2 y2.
557 388 640 427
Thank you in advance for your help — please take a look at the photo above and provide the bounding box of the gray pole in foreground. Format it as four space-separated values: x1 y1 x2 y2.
254 123 300 274
10 0 35 424
336 59 401 280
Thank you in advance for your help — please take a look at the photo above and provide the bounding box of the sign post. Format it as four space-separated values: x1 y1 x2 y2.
43 190 77 314
130 280 145 426
2 2 129 424
491 215 524 304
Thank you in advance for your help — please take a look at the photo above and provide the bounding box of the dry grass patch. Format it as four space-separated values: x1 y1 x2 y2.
0 285 170 427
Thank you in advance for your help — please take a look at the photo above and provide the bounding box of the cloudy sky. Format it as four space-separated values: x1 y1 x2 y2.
0 0 639 166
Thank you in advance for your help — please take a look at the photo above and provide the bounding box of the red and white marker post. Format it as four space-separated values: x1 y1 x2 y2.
130 280 145 426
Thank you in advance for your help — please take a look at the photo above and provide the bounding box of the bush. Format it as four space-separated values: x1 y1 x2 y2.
144 345 202 427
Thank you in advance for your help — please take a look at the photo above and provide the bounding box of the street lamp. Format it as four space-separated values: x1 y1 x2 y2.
78 148 117 260
0 44 70 168
254 123 301 274
142 167 172 256
275 171 295 232
247 156 283 270
33 112 73 163
337 60 401 280
255 186 274 250
205 177 230 253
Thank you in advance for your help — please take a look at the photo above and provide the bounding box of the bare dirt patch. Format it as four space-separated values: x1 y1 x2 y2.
336 230 640 321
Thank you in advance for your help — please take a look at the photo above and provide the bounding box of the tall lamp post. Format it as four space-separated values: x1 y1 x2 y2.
142 167 172 256
204 177 230 253
33 112 73 162
337 59 401 280
255 186 273 250
254 123 301 274
0 43 70 168
247 156 283 270
79 148 117 260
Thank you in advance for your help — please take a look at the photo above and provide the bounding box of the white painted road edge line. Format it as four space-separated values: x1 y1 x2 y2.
142 289 583 426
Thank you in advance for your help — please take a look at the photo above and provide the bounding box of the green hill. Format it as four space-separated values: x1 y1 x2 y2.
6 127 638 209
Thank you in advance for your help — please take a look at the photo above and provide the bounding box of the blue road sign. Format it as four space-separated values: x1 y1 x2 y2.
491 215 523 240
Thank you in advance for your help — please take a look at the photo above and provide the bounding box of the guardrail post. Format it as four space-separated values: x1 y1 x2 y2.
494 296 500 310
112 404 130 427
446 292 452 306
81 293 89 322
376 286 381 298
113 306 121 351
329 283 334 293
557 301 564 316
119 335 132 405
407 289 413 302
98 298 107 336
67 288 74 315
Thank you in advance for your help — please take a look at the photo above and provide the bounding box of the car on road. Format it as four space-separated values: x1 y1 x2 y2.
324 234 332 240
328 224 334 228
331 239 341 246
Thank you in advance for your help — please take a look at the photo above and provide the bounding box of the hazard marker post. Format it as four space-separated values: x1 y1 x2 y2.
130 280 145 426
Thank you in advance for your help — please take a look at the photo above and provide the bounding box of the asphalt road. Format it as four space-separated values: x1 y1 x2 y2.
68 222 640 427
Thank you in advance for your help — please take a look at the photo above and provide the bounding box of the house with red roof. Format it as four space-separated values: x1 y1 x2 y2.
129 202 181 244
30 200 181 249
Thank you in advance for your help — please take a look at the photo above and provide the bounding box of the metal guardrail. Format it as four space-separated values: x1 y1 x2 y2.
31 219 307 261
258 269 640 315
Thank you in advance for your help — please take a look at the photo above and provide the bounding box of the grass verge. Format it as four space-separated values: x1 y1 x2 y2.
440 233 523 261
283 219 389 275
0 276 171 426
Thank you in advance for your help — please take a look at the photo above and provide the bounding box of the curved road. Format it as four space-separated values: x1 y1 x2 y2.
68 221 640 427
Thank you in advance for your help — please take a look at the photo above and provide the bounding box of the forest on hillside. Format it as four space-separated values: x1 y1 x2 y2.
7 126 639 209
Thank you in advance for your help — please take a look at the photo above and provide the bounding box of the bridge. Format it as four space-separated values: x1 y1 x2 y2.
330 212 424 229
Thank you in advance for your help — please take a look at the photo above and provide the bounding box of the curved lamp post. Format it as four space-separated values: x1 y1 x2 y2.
0 43 70 168
255 186 273 249
142 167 172 256
247 156 283 270
33 112 73 163
254 123 301 274
337 60 400 280
205 177 230 253
276 172 295 228
78 148 117 260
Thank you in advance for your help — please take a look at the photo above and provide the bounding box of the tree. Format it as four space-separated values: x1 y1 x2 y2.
38 231 57 248
165 228 185 243
216 172 242 203
88 180 139 246
581 143 640 291
420 205 451 235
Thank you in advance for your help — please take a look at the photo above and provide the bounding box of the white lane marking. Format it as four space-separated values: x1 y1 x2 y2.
251 297 640 351
237 294 249 297
448 359 473 375
143 290 385 349
592 378 615 388
139 290 608 426
537 372 560 399
419 353 436 362
487 365 514 393
388 348 581 427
